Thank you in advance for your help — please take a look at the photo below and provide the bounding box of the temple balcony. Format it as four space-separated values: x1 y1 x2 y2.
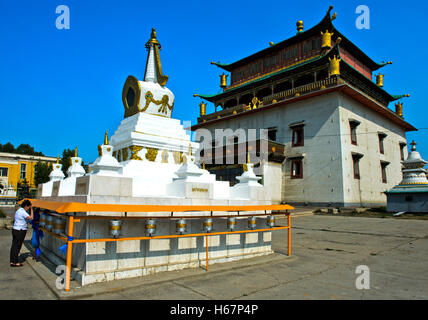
197 76 341 123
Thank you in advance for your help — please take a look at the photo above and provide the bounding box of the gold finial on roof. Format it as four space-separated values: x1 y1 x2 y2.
74 146 78 158
321 30 334 49
376 73 384 87
104 130 109 145
199 101 206 116
296 20 304 32
220 73 228 89
202 161 205 170
329 55 341 76
56 155 60 164
247 152 250 164
331 12 337 20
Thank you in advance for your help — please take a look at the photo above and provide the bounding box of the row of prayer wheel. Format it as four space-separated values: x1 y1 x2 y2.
39 212 66 235
108 216 276 238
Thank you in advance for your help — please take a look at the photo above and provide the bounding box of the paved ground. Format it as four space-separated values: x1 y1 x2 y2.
1 214 427 300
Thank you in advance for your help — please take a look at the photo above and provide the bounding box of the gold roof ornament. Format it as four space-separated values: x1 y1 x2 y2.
199 101 206 116
329 55 341 76
220 73 228 89
296 20 304 33
321 30 334 49
104 131 109 145
395 102 403 118
202 161 205 170
145 28 168 86
74 146 78 158
247 151 251 164
56 155 60 164
269 41 274 46
376 74 384 87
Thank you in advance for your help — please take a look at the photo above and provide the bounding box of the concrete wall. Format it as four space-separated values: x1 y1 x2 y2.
338 93 407 207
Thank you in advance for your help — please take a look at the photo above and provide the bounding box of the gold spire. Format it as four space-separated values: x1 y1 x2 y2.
104 130 109 145
74 146 78 158
56 155 60 164
247 152 250 163
145 28 168 86
202 161 205 170
188 143 192 155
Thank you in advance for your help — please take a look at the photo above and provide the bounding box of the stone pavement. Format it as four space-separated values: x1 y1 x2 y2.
1 214 427 300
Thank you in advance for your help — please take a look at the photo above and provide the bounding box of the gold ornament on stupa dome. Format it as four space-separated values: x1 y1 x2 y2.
329 55 341 76
321 30 334 49
376 73 384 87
220 73 228 89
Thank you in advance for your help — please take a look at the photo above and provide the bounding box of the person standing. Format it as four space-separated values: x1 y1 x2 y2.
10 199 34 267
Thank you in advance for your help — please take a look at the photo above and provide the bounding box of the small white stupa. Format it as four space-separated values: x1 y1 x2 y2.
386 140 428 212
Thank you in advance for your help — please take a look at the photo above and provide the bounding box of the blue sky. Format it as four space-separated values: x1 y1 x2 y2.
1 0 427 163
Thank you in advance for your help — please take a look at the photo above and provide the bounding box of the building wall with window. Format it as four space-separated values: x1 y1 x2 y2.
0 152 57 194
338 93 407 206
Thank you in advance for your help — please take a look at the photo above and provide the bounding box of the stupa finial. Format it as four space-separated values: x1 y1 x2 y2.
104 130 109 145
56 155 60 164
144 28 168 86
74 146 78 157
410 140 417 151
188 143 192 155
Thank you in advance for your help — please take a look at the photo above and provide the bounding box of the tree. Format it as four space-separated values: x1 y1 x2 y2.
34 161 53 186
0 142 15 153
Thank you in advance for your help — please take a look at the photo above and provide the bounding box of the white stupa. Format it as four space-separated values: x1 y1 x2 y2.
37 28 274 287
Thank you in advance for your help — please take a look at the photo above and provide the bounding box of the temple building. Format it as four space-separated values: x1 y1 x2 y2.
191 6 417 207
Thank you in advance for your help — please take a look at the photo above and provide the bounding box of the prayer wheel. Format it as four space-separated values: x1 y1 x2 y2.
46 215 54 231
39 212 47 228
145 219 156 236
53 217 66 234
203 218 213 233
266 215 275 228
176 219 187 234
109 220 122 238
227 217 236 231
248 216 257 230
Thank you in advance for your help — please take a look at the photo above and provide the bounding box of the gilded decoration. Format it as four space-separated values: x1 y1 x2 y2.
97 145 102 156
122 75 142 118
321 30 333 49
130 146 143 160
329 55 341 76
173 151 184 164
161 150 169 163
140 91 174 115
121 148 129 161
145 148 159 161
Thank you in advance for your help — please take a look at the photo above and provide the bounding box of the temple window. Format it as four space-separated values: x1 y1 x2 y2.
267 127 277 142
380 161 389 183
378 133 387 154
290 159 303 179
289 122 305 147
349 120 361 146
399 142 407 161
352 153 363 179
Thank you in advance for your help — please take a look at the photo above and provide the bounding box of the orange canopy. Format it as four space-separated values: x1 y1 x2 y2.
22 199 294 214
